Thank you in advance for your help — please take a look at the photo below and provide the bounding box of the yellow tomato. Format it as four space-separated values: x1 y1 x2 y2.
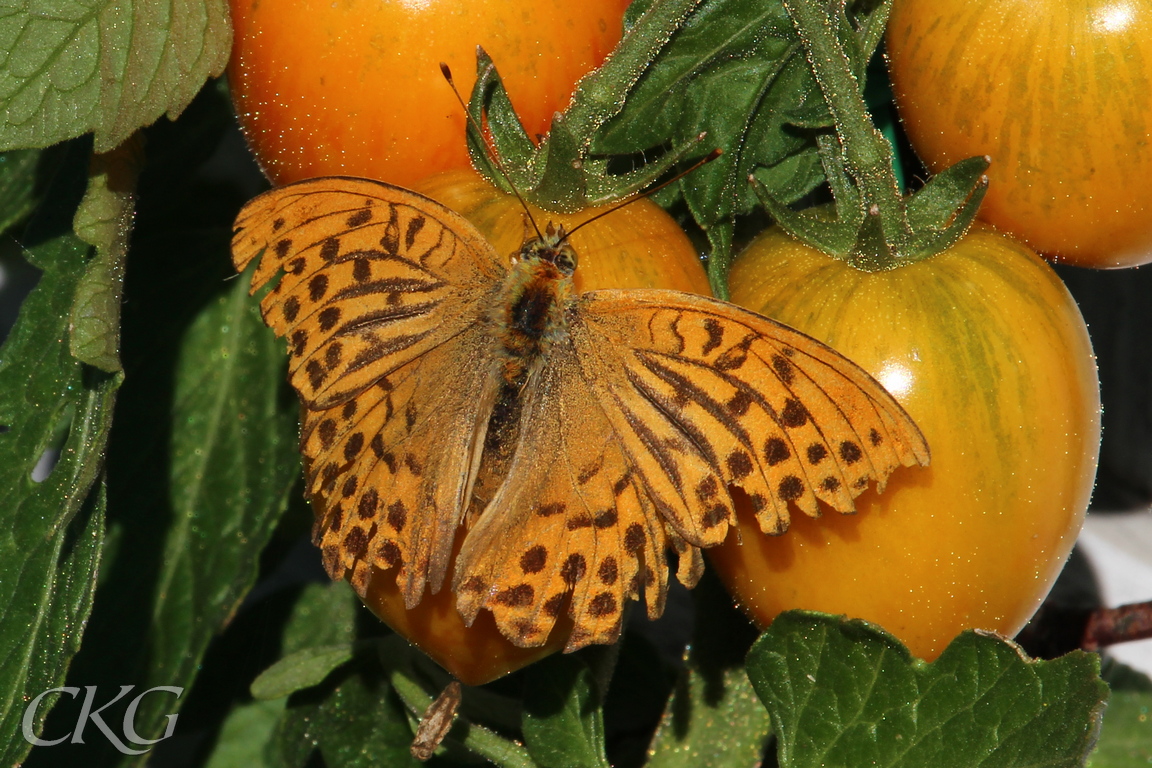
709 223 1101 660
228 0 628 189
351 170 710 685
886 0 1152 268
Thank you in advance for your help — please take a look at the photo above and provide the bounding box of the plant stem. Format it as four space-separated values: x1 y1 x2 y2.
1081 600 1152 652
564 0 705 140
780 0 908 255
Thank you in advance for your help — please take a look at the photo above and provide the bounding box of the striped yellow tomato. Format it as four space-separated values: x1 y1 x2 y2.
709 223 1101 660
886 0 1152 268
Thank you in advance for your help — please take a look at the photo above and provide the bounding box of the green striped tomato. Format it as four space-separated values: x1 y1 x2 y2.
886 0 1152 268
709 223 1101 660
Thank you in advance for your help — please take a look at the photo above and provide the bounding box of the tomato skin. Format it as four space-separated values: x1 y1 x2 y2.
709 224 1101 660
886 0 1152 268
228 0 628 188
352 170 709 685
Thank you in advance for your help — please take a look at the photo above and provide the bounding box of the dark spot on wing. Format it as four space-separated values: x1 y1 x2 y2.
765 437 790 466
496 583 534 607
780 398 808 428
778 475 804 502
520 546 548 574
357 489 378 520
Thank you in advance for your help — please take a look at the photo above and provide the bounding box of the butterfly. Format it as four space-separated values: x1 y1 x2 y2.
231 176 929 652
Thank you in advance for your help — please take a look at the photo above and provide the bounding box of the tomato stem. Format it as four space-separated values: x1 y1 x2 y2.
782 0 907 247
761 0 990 271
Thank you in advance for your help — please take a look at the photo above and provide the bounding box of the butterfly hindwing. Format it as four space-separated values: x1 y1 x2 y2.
454 345 674 651
306 324 502 602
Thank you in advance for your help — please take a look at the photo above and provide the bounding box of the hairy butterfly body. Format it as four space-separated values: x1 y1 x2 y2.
232 176 929 651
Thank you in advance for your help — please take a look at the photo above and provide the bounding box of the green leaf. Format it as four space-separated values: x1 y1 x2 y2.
272 652 419 768
470 0 704 210
50 243 299 768
281 580 360 657
648 570 772 768
0 148 39 232
1087 659 1152 767
0 138 118 762
597 0 886 233
251 644 359 702
465 49 534 190
1086 690 1152 766
205 698 286 768
105 261 298 743
0 482 105 767
522 653 611 768
0 0 232 152
203 583 358 767
748 611 1110 768
383 637 537 768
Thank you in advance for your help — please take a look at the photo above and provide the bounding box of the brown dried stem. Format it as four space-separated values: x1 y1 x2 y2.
1081 599 1152 652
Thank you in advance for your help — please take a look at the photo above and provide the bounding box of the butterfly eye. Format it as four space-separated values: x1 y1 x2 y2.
554 244 578 275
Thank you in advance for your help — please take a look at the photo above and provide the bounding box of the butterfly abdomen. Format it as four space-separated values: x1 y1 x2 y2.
494 256 573 384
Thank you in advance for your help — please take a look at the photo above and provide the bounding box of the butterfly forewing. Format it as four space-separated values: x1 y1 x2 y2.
231 177 507 409
571 290 929 540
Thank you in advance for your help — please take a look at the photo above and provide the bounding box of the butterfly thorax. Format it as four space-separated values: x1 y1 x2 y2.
492 224 577 385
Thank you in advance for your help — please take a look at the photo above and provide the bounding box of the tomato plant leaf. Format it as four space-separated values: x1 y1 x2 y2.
1087 690 1152 766
596 0 886 234
469 0 707 210
747 611 1109 768
251 645 360 702
200 582 357 768
0 138 120 764
281 580 360 656
0 483 105 767
648 571 772 768
0 0 231 153
522 653 611 768
0 148 40 232
96 259 298 746
204 698 286 768
1086 660 1152 766
34 88 300 766
271 651 419 768
465 48 534 190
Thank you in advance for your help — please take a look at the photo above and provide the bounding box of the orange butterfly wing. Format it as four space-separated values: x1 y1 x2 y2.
231 178 507 601
453 342 680 650
454 289 928 650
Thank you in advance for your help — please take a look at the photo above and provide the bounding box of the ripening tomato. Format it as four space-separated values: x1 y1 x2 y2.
228 0 629 189
709 223 1101 660
885 0 1152 268
351 170 710 685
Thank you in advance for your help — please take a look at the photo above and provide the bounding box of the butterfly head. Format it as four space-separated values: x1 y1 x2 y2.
514 221 578 277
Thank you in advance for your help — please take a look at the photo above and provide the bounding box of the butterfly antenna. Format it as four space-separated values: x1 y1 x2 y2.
440 59 545 241
560 146 723 243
